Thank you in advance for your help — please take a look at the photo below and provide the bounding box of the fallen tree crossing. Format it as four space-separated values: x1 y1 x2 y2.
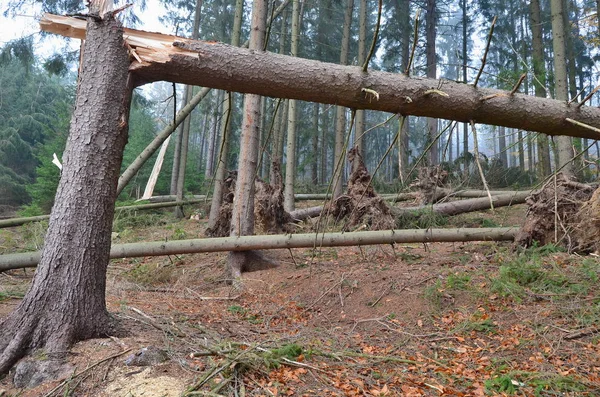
0 227 518 271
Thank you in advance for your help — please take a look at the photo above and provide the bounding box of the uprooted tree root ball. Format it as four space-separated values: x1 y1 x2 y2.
205 163 295 238
515 173 597 251
328 147 395 232
410 166 449 205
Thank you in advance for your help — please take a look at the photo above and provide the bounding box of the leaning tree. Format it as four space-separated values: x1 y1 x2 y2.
0 2 132 374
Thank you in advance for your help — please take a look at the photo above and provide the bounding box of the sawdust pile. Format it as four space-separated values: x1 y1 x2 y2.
329 147 395 231
515 173 596 251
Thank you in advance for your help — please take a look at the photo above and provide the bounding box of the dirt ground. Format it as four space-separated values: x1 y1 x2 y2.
1 203 600 396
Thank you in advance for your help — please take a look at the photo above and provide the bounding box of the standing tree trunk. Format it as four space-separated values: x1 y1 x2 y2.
461 0 469 176
354 0 367 163
174 0 203 218
207 0 244 231
333 0 354 198
398 0 411 184
0 10 131 375
426 0 438 166
551 0 575 177
283 0 301 211
228 0 268 279
311 103 320 184
530 0 552 177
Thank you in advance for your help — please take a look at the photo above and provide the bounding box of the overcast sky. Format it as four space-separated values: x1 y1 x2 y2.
0 0 170 57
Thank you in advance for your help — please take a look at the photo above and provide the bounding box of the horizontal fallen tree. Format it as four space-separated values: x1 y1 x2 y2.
0 200 206 229
40 14 600 140
0 227 518 271
397 191 530 216
290 192 530 221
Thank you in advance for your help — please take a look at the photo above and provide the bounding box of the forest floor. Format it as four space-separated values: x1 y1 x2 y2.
1 202 600 396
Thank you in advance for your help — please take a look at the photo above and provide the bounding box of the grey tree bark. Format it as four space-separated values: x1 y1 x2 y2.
227 0 268 279
207 0 244 231
354 0 367 159
43 14 600 140
551 0 576 177
426 0 438 165
0 11 131 374
333 0 354 198
283 0 301 212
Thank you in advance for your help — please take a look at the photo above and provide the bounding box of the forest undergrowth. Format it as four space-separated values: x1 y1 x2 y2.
0 205 599 396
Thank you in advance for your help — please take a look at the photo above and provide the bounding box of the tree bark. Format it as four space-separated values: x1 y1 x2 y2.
333 0 354 198
0 227 518 271
551 0 576 177
283 0 301 212
396 191 529 216
354 0 367 159
228 0 268 279
0 13 132 374
41 14 600 140
207 0 244 231
426 0 438 166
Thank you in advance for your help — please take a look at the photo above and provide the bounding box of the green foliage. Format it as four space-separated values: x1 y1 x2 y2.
485 372 587 396
112 212 167 233
490 245 586 301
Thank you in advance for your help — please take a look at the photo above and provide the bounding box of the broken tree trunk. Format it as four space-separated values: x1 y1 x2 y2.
0 10 132 375
39 14 600 140
0 227 518 271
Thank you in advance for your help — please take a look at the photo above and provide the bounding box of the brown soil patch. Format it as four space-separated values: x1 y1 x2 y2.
1 205 599 396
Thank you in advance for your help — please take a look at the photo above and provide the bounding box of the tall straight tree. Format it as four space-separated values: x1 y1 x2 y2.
174 0 203 218
354 0 367 163
551 0 576 177
399 0 411 183
283 0 301 211
207 0 244 231
333 0 354 198
530 0 552 176
0 2 132 374
227 0 268 279
426 0 438 165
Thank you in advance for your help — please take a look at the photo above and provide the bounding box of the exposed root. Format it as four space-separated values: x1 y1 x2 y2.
206 164 296 238
329 147 395 231
410 166 448 205
204 171 237 237
515 173 595 250
254 162 295 234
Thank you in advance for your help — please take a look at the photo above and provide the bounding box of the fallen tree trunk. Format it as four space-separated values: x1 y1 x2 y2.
40 14 600 139
143 195 208 203
0 200 205 229
440 189 525 198
0 227 518 271
396 192 530 216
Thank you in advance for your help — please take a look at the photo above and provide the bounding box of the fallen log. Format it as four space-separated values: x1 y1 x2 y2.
0 227 518 271
0 200 205 229
396 192 530 216
39 14 600 140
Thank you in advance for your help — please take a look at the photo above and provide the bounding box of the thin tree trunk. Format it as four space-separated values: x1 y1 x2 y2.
333 0 354 198
0 10 132 374
283 0 301 211
207 0 244 231
530 0 552 177
174 0 203 217
1 227 518 271
354 0 367 160
398 0 410 183
551 0 575 177
426 0 438 166
311 103 319 184
228 0 268 279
